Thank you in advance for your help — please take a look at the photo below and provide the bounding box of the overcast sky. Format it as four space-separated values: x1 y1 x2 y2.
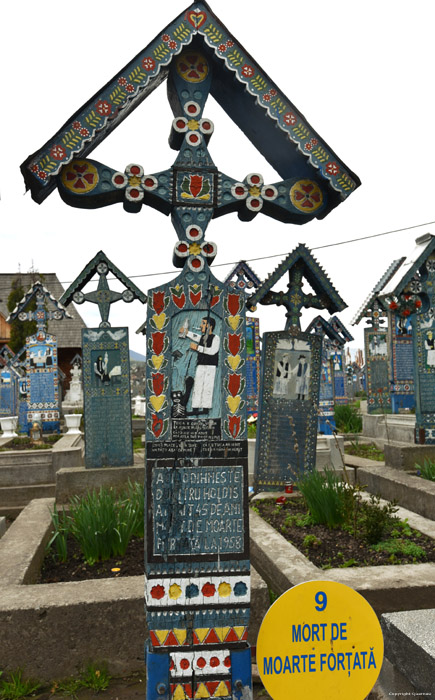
2 1 435 355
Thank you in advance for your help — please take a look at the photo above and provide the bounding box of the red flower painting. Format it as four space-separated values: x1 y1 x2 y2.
152 373 164 396
152 291 165 315
228 333 241 356
227 294 241 316
228 373 241 397
228 415 241 438
151 332 165 356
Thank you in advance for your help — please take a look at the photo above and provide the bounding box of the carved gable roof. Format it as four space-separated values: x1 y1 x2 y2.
305 315 343 343
380 234 435 299
246 244 346 315
351 257 405 325
328 315 354 343
21 1 360 211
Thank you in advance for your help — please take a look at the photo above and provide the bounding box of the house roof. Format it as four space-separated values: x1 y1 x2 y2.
0 274 86 348
21 1 360 216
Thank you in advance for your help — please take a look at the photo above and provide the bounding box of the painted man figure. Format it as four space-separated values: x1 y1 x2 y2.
179 316 220 414
274 353 290 395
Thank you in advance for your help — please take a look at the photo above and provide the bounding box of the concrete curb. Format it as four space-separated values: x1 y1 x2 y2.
249 508 435 615
0 499 270 680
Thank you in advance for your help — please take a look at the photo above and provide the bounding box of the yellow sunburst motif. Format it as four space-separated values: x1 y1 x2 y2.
187 119 199 130
249 185 261 197
169 583 182 600
189 242 201 255
218 581 232 597
128 175 142 186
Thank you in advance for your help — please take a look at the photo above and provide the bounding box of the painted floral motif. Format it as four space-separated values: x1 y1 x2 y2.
142 56 156 71
189 284 202 306
290 180 323 213
60 160 99 194
95 100 112 116
241 64 255 77
325 161 340 176
181 174 211 200
170 284 186 309
176 52 208 83
50 145 67 161
283 111 297 126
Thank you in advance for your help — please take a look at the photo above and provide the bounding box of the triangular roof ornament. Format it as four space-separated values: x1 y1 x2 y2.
21 0 360 218
60 250 147 327
305 315 344 343
351 257 405 326
7 282 72 335
328 315 354 343
246 243 346 329
223 260 262 294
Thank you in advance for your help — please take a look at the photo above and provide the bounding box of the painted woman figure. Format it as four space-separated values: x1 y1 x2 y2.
274 353 290 395
295 354 309 400
425 330 435 367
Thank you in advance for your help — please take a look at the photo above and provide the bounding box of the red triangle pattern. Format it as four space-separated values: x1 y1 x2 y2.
149 631 160 646
205 681 219 695
224 628 239 643
164 630 179 647
204 628 220 645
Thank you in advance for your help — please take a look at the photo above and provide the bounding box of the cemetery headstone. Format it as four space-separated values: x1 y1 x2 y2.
6 282 71 432
60 251 146 468
328 316 353 406
0 365 19 418
63 361 83 408
352 258 405 413
381 234 435 442
306 316 343 435
21 2 360 696
247 245 346 490
388 311 415 412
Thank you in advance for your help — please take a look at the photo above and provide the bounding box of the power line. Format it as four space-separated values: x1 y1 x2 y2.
55 218 435 286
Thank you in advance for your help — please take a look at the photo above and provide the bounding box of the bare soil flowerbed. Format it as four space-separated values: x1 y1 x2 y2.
252 497 435 569
0 435 62 451
38 536 144 583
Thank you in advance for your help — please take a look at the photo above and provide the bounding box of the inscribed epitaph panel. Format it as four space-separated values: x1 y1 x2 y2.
82 327 132 467
364 328 390 414
389 313 415 412
254 330 322 491
0 368 18 417
318 344 335 434
413 256 435 443
26 333 60 431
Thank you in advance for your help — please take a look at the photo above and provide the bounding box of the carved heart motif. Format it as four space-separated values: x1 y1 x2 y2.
301 183 314 194
151 354 164 370
152 313 167 330
150 395 166 413
227 354 241 371
227 315 241 331
186 10 207 28
227 395 241 414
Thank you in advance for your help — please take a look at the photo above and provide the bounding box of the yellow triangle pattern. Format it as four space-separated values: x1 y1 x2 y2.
155 629 169 645
174 628 187 645
233 626 245 640
194 683 209 699
172 684 188 700
214 681 230 698
214 626 231 642
194 628 209 643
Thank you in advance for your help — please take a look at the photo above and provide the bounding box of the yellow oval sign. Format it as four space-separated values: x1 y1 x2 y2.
257 580 383 700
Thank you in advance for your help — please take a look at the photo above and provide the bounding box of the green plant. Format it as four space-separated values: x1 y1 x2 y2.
416 458 435 482
0 669 41 700
362 495 398 544
371 539 426 561
47 505 70 563
52 677 82 698
80 663 110 692
302 534 322 549
334 404 362 433
132 436 143 452
338 558 359 568
268 589 279 605
296 468 349 529
247 422 257 439
56 481 145 565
